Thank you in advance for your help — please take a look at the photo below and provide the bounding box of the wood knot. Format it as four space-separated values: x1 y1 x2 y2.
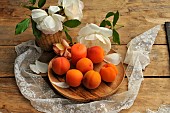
0 105 10 113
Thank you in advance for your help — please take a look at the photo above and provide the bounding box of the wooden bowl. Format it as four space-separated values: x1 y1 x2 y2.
48 56 125 102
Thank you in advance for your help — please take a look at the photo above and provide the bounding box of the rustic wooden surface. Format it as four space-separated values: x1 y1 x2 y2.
48 58 125 102
0 0 170 113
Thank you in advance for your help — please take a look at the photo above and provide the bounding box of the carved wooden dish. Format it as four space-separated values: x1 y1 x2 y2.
48 54 125 102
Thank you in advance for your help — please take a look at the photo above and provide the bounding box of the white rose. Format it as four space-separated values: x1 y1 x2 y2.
77 23 112 54
58 0 84 21
31 6 65 34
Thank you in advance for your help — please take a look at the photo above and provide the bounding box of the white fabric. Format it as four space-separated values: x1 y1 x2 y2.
14 25 160 113
147 105 170 113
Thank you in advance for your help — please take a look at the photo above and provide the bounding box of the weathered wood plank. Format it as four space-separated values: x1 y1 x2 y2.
113 45 170 76
0 1 169 113
121 78 170 113
0 45 169 77
0 19 166 45
0 78 169 113
0 77 41 113
0 46 16 77
0 0 169 45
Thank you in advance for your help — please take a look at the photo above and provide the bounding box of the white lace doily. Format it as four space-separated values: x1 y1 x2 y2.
147 105 170 113
14 25 160 113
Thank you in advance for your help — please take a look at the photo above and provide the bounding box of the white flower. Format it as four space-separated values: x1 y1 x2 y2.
58 0 84 21
31 6 65 34
77 23 112 54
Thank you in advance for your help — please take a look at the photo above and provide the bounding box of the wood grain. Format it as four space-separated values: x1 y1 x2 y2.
0 0 170 45
48 58 125 102
121 78 170 113
0 78 169 113
0 78 41 113
0 0 170 112
0 45 168 77
0 46 16 77
0 18 166 45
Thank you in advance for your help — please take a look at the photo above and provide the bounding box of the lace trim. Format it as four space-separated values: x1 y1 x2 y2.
14 25 160 113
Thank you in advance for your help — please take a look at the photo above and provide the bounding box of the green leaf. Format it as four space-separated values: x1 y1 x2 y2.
65 31 73 44
112 29 120 44
29 0 36 5
63 26 69 32
63 19 81 28
105 12 114 18
23 6 39 10
15 18 30 35
38 0 46 8
113 11 119 26
100 20 106 27
105 20 111 26
31 19 42 39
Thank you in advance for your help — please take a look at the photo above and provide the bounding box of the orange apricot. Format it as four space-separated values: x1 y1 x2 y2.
52 57 70 76
71 43 87 65
100 63 118 82
82 70 101 89
76 58 93 73
66 69 83 87
87 46 104 63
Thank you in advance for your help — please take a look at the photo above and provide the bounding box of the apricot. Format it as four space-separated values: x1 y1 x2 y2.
71 43 87 65
76 58 93 73
66 69 83 87
52 57 70 76
100 63 118 82
87 46 104 63
82 70 101 89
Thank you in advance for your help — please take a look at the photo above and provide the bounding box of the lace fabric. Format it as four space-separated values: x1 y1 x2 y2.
146 105 170 113
14 25 160 113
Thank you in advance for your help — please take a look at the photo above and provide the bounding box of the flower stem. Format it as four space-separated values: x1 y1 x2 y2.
114 24 124 30
116 24 124 27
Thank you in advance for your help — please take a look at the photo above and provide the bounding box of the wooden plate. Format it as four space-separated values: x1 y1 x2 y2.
48 55 125 102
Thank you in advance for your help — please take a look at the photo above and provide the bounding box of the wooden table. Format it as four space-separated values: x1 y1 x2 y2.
0 0 170 113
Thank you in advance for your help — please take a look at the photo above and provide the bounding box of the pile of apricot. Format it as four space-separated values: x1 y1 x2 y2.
52 43 118 89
